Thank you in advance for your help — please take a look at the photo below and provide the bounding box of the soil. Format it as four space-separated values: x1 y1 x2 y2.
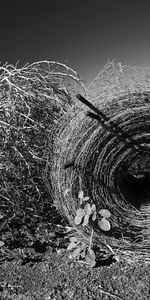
0 239 150 299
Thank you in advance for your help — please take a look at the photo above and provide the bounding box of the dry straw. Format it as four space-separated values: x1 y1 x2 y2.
1 59 150 264
52 59 150 264
0 60 84 230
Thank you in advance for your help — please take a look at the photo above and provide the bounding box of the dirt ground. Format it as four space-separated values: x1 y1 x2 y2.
0 245 150 300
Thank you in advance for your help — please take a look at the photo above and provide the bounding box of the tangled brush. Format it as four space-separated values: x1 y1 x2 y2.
0 60 84 237
52 59 150 264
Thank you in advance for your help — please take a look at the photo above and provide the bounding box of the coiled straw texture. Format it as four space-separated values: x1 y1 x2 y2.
52 60 150 263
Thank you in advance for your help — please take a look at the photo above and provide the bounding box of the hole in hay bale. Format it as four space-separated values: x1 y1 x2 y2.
118 152 150 210
118 170 150 210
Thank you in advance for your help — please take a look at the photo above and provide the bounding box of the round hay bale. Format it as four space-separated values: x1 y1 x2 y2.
51 60 150 263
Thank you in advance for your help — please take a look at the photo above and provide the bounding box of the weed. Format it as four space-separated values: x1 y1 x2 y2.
67 190 112 267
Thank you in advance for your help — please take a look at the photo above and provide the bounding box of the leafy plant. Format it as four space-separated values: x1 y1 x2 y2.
67 190 112 267
74 191 96 226
67 231 96 267
74 203 96 226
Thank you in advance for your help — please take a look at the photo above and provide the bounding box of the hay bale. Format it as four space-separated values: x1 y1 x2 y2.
52 60 150 263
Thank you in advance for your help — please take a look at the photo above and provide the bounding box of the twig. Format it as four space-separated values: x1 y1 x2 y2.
0 194 14 205
99 287 125 300
76 94 148 154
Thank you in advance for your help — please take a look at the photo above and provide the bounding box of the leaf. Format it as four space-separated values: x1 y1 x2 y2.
69 236 78 243
80 250 86 258
91 204 96 211
92 211 97 221
98 217 111 231
80 241 87 250
85 248 96 267
0 241 5 247
83 196 89 202
85 256 96 267
76 208 85 217
75 215 83 225
88 259 96 267
72 247 81 259
74 208 85 224
99 209 111 218
67 242 77 250
83 214 90 226
84 203 92 215
87 248 96 261
64 188 70 196
78 190 84 199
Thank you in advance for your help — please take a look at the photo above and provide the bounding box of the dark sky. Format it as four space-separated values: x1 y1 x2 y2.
1 1 150 83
